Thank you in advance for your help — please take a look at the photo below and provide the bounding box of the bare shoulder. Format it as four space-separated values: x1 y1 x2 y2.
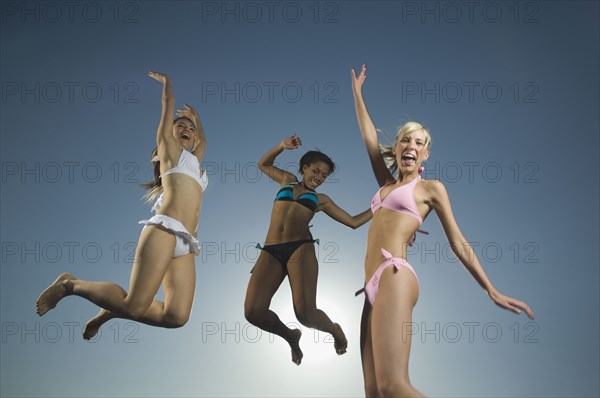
317 192 332 203
282 174 299 186
420 178 445 191
419 178 448 203
315 192 334 212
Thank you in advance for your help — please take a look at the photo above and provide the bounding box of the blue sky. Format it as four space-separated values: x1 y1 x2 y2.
1 1 598 397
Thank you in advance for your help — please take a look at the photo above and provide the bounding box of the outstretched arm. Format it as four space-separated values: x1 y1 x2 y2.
429 181 535 319
351 64 394 187
148 71 175 150
318 194 372 229
177 104 206 161
258 134 301 186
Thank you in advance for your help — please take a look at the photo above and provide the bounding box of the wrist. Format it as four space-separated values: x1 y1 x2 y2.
486 287 499 299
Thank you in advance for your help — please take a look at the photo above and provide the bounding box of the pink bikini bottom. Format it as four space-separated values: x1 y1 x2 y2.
356 248 419 305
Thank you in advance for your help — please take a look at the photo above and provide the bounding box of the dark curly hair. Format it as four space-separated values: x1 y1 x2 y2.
299 150 335 175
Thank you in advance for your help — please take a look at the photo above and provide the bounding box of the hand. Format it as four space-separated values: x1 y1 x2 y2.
281 134 302 150
351 64 367 94
148 71 171 84
489 290 535 319
177 103 199 122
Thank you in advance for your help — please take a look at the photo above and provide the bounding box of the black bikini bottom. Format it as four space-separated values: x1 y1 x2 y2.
253 238 317 274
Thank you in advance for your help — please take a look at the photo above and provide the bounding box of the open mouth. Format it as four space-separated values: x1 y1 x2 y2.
181 133 191 140
401 152 416 166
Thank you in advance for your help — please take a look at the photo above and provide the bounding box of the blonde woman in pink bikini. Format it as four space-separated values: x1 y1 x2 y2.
351 64 535 397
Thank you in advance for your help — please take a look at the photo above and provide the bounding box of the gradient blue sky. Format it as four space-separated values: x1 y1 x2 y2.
1 1 598 397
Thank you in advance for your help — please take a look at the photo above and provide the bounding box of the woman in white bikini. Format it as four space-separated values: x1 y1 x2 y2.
36 71 207 338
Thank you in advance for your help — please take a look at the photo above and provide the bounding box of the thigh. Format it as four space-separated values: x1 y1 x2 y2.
245 249 287 310
126 226 176 309
162 253 196 318
361 297 379 395
286 242 318 310
371 266 419 384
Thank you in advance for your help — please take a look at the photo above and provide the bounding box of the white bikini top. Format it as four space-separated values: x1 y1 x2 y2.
152 150 208 212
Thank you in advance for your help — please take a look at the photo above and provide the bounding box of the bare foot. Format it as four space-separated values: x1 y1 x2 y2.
332 323 348 355
83 309 113 340
289 329 303 365
35 272 76 316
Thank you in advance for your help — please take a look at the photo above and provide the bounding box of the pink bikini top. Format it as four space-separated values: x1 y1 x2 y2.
370 176 423 225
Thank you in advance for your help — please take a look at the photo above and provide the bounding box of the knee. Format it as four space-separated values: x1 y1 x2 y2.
294 306 316 327
377 379 413 397
244 305 261 325
123 302 150 320
163 311 190 328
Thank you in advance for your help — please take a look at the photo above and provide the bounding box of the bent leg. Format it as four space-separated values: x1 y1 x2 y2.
371 266 424 397
287 243 347 355
244 249 302 364
84 253 196 338
38 226 175 320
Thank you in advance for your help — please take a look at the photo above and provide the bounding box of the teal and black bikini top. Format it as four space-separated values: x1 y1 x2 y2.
274 182 318 212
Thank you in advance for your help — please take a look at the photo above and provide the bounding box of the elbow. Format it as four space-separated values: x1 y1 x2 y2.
349 220 360 230
258 161 271 174
449 240 469 261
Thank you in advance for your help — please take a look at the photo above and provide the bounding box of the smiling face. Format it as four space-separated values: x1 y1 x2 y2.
298 150 336 191
395 125 430 175
301 161 331 190
172 117 198 151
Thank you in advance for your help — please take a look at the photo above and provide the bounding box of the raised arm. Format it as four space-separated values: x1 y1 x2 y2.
258 134 301 186
428 180 535 319
351 64 394 187
177 104 206 161
148 71 176 150
318 194 372 229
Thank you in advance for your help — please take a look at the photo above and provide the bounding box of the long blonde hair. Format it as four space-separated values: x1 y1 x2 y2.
379 121 431 176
